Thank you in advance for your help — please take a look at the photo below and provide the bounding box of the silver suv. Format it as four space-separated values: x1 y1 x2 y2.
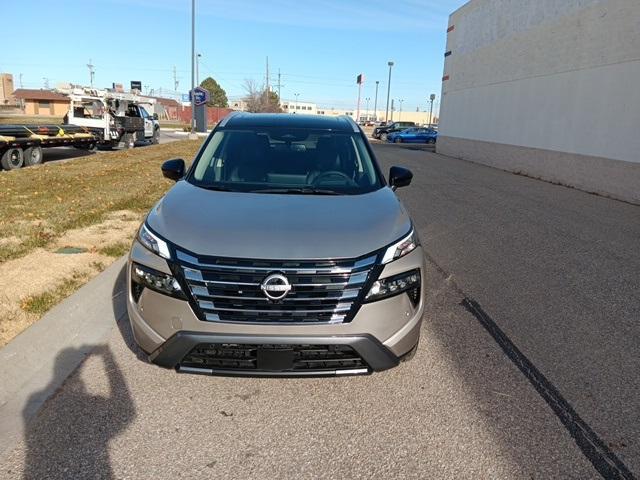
127 113 426 376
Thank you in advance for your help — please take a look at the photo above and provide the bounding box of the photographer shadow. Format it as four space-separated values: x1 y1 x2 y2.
22 347 135 478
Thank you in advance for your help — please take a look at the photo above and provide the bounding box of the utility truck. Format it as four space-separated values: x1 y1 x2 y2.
0 87 161 170
61 87 160 149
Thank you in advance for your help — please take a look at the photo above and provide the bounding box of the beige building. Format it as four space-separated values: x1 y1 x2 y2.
13 89 70 116
0 73 15 106
438 0 640 204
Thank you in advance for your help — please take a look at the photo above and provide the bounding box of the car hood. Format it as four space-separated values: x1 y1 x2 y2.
146 181 412 260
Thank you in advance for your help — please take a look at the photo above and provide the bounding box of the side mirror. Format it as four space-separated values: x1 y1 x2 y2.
162 158 185 182
389 166 413 190
152 113 159 120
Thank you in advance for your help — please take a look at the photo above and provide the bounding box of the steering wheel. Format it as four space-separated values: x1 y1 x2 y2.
311 171 356 186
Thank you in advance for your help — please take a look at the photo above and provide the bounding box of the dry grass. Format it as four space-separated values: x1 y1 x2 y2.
0 140 200 263
0 139 202 346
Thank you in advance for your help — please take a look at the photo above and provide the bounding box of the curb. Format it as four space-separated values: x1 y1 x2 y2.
0 256 127 460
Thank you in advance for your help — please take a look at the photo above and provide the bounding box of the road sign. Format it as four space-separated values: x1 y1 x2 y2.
190 87 210 106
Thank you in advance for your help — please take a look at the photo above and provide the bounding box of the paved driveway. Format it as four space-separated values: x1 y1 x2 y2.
1 145 638 479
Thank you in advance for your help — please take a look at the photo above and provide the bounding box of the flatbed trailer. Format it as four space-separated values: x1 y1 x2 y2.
0 124 98 170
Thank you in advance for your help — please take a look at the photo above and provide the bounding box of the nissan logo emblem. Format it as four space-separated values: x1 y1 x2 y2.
260 273 292 301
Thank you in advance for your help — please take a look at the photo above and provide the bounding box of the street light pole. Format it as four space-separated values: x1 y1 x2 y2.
384 61 394 123
373 80 379 122
294 93 300 113
429 93 436 129
398 99 403 121
190 0 196 136
365 97 370 121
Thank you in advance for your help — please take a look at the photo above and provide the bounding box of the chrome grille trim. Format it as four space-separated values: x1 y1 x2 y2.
177 251 379 324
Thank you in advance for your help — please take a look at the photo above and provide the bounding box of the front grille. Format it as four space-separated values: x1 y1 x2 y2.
180 343 368 372
175 250 378 324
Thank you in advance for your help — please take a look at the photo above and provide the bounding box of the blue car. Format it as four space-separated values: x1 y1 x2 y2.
387 127 438 144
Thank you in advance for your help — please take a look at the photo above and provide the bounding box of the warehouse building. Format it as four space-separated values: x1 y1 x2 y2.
438 0 640 204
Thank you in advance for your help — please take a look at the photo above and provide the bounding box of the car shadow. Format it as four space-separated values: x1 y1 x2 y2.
21 344 135 479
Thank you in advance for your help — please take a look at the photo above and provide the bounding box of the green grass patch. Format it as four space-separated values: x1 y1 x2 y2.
21 271 90 315
99 241 131 258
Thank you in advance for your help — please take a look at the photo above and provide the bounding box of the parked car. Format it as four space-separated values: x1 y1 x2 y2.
372 121 416 141
387 127 438 144
127 113 426 377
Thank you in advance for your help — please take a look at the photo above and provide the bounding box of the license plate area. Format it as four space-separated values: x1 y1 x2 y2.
256 348 294 371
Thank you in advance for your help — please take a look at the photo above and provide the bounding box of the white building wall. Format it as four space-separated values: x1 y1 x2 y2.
438 0 640 203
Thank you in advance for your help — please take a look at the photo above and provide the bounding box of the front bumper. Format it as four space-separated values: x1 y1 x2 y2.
150 332 400 377
126 241 426 376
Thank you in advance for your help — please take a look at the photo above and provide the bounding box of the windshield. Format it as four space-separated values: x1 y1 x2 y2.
189 128 384 195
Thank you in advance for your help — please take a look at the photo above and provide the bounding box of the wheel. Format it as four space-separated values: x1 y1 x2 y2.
151 128 160 145
123 133 135 149
380 132 388 142
394 137 402 143
1 148 24 170
23 146 43 166
427 138 436 144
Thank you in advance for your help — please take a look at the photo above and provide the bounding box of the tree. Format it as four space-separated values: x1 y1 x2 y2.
242 79 282 113
199 76 228 108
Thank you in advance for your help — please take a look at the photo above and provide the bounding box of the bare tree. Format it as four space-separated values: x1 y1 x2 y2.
243 79 282 113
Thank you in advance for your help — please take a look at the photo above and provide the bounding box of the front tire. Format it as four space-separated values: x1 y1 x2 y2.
394 137 402 143
1 148 24 170
23 146 43 167
151 128 160 145
427 138 436 144
380 132 388 142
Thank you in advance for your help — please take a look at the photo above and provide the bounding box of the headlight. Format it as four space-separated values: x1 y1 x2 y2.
381 229 419 264
131 262 185 301
138 223 171 259
365 269 421 305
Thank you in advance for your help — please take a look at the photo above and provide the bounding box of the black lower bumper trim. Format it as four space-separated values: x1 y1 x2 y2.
149 331 400 376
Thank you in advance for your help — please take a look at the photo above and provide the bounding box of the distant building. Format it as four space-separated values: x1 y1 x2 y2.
0 73 15 106
148 96 182 120
281 100 317 115
13 89 70 116
230 99 249 111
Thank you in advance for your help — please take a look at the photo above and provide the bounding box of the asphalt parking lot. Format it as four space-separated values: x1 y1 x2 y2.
1 144 638 479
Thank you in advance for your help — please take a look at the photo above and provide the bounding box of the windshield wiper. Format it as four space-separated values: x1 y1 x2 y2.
250 187 342 195
197 185 237 192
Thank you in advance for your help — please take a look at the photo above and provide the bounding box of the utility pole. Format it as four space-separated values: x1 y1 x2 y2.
365 97 370 121
277 68 282 102
173 66 179 91
189 0 196 136
390 99 394 122
87 59 95 88
429 93 436 129
398 99 403 121
42 77 49 89
373 80 379 122
19 73 23 88
385 61 394 123
294 93 300 113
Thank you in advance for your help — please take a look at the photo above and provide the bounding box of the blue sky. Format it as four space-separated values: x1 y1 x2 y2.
1 0 467 113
